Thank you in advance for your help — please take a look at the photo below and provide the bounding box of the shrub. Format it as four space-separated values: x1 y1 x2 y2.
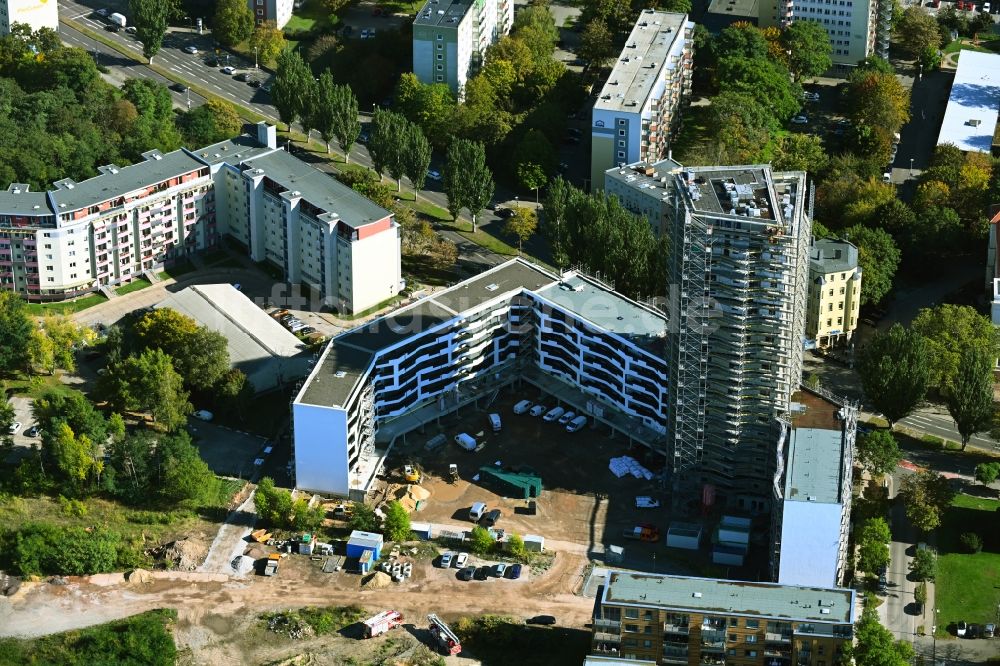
959 532 982 553
383 500 411 542
469 526 495 555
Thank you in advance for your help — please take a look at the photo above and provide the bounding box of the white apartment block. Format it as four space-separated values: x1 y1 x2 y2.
771 388 856 589
0 0 59 35
772 0 891 66
412 0 512 96
590 10 693 192
247 0 293 28
293 259 670 498
0 123 402 314
606 159 811 512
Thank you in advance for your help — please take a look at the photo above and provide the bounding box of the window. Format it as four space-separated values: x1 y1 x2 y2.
746 650 758 658
437 54 443 60
437 43 443 50
837 317 843 325
643 640 652 648
618 140 625 148
826 318 832 327
619 129 626 136
618 119 626 126
256 8 263 15
818 646 825 656
644 626 652 634
828 303 833 312
730 618 739 627
46 265 53 271
44 244 51 249
746 620 759 629
625 609 639 619
617 151 625 158
839 286 845 294
624 624 639 633
437 34 443 40
729 634 738 642
436 64 443 71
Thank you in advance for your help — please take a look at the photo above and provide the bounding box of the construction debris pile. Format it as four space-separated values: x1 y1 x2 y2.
0 571 21 597
609 456 653 480
150 538 207 571
361 571 393 590
264 612 314 640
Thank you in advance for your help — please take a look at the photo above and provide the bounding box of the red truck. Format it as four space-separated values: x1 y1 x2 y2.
622 524 660 542
363 610 404 638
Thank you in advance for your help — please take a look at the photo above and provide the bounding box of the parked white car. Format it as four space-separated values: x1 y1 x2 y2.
543 406 565 422
558 411 576 425
193 410 214 422
529 404 547 417
454 552 469 568
790 115 809 125
566 415 588 432
513 399 533 415
8 421 22 435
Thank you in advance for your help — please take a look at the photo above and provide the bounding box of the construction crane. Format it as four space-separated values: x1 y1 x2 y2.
428 613 462 655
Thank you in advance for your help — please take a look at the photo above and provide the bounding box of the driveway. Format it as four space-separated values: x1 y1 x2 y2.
4 396 38 463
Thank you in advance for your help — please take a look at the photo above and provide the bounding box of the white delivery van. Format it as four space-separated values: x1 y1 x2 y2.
489 413 502 432
469 502 487 521
454 433 477 451
566 415 588 433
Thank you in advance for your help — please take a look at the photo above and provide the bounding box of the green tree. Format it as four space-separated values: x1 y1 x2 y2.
132 308 230 391
909 547 937 581
974 461 1000 486
898 470 955 533
383 500 412 542
914 581 927 607
717 56 801 123
443 138 494 231
842 225 900 306
331 82 361 161
311 71 338 154
469 525 495 555
960 532 983 553
782 20 833 80
215 368 255 422
254 477 294 527
504 206 538 254
771 133 829 173
272 48 313 131
895 6 942 58
857 430 902 477
156 431 218 504
0 291 32 374
708 91 776 164
213 0 254 48
348 502 379 532
857 324 929 428
368 109 408 188
291 498 324 532
34 389 108 446
46 422 102 494
848 606 914 666
858 517 891 574
507 533 527 561
578 19 615 69
911 304 1000 391
712 23 770 61
542 176 572 268
103 349 192 431
179 99 243 146
403 122 432 197
129 0 170 63
944 347 994 449
249 21 286 66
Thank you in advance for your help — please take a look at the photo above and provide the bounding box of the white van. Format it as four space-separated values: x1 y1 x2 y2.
454 433 477 451
566 415 588 433
469 502 487 521
489 413 502 432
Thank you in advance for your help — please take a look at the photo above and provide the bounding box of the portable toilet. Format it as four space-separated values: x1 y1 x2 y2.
359 549 373 574
347 530 384 561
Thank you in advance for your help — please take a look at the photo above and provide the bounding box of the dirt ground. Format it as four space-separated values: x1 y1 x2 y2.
385 392 674 566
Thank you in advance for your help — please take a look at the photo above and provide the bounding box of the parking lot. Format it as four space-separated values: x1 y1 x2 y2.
187 420 271 479
382 388 676 568
3 396 39 463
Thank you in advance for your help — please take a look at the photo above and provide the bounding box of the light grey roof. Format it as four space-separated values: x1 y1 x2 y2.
605 159 683 200
348 530 383 547
49 150 206 213
593 10 691 114
778 500 843 589
186 134 279 167
242 149 392 229
537 274 667 354
155 284 310 391
0 184 53 217
414 0 475 27
431 260 557 313
809 239 858 276
784 427 844 504
602 571 855 624
706 0 759 17
937 51 1000 154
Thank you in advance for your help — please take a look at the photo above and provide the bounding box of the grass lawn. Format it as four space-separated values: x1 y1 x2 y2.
3 373 81 400
336 294 404 320
116 278 152 295
157 260 196 281
671 104 714 163
284 0 337 33
381 0 425 14
943 38 1000 56
934 493 1000 636
24 293 108 316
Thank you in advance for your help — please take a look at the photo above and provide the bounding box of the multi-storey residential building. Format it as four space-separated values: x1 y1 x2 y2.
0 123 402 314
771 388 856 588
412 0 512 96
292 258 670 498
0 0 59 35
607 159 811 512
591 571 855 665
805 238 860 349
766 0 891 66
590 10 693 191
247 0 293 28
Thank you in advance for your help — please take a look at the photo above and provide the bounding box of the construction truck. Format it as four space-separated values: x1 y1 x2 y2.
622 524 660 542
448 464 459 483
264 553 280 576
362 610 404 638
428 613 462 655
404 464 421 484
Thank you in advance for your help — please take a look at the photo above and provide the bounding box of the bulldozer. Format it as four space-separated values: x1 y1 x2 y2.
404 464 421 484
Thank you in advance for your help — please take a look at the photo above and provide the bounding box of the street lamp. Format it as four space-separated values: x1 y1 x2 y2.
186 87 191 111
253 46 258 70
909 158 915 175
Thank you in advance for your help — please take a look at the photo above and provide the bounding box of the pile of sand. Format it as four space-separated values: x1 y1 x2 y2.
360 571 392 590
126 568 153 585
153 538 208 571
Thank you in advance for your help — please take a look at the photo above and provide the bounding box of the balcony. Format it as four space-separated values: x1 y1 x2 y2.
766 632 792 643
700 657 726 666
593 618 621 632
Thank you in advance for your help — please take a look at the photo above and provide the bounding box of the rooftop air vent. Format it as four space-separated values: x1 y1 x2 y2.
485 283 499 292
693 592 702 598
334 370 347 378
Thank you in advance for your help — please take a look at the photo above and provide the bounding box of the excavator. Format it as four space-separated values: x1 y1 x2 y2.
404 464 421 484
